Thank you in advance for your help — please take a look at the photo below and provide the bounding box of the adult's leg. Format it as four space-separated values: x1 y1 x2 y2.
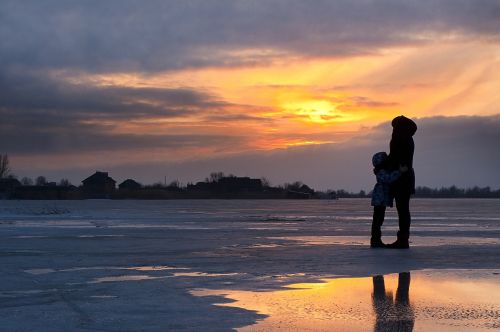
387 193 411 248
395 193 411 241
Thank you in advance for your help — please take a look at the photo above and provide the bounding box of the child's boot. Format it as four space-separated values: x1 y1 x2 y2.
370 237 386 248
370 226 385 248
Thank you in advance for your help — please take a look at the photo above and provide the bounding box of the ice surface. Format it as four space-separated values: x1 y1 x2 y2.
1 199 499 331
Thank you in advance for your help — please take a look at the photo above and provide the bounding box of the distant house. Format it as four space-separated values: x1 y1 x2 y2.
217 177 262 192
118 179 142 190
286 190 311 199
187 176 263 193
187 181 210 191
82 171 116 198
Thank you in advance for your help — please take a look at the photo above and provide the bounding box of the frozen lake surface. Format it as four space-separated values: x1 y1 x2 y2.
1 199 499 331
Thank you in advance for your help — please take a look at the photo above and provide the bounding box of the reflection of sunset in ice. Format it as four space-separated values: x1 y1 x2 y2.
193 270 500 331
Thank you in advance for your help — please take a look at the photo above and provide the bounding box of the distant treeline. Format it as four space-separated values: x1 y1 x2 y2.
1 155 499 199
0 170 318 200
328 186 500 198
413 186 500 198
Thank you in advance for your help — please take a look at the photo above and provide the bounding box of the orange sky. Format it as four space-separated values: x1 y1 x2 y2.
65 42 500 155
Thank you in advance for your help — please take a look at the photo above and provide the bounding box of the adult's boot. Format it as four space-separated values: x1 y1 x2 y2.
386 231 409 249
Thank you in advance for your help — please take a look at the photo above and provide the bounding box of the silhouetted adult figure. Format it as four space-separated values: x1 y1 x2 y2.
372 272 414 332
387 116 417 249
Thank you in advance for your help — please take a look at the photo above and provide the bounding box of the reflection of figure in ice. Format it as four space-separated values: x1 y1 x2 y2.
372 272 414 332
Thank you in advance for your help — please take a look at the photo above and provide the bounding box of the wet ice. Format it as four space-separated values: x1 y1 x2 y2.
1 199 499 331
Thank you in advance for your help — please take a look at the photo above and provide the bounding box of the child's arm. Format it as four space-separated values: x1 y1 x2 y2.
376 169 402 184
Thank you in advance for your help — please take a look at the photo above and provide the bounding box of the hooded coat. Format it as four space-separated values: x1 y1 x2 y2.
371 152 401 207
389 116 417 195
371 168 401 207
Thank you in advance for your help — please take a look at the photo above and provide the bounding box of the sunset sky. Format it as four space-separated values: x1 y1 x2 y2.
1 1 499 190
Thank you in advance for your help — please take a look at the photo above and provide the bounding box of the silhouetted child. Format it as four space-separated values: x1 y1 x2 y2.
370 152 407 248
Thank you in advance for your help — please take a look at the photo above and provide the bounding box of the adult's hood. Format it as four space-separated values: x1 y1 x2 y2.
391 115 417 137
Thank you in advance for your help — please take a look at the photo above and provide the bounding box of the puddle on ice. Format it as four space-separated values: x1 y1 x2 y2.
24 265 236 284
77 235 125 238
269 236 500 247
193 270 500 331
11 235 48 239
64 265 186 272
173 272 240 277
126 266 187 271
247 244 282 249
89 275 168 284
0 289 59 297
24 268 56 275
24 265 186 275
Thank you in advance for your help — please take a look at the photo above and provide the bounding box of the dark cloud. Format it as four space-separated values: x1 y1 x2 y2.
0 68 246 154
202 113 274 123
0 125 243 155
347 96 399 108
410 115 500 188
320 114 343 121
329 83 432 92
1 0 499 72
0 68 224 118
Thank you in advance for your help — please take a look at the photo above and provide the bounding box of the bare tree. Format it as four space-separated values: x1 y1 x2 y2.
284 181 304 191
261 177 271 188
168 180 180 188
209 172 225 183
36 176 47 186
0 154 11 178
59 178 71 187
21 177 34 186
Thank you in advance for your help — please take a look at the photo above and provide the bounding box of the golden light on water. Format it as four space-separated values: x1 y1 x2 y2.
192 270 500 331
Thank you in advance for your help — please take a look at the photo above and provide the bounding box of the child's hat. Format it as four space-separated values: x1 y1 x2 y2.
372 152 388 167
